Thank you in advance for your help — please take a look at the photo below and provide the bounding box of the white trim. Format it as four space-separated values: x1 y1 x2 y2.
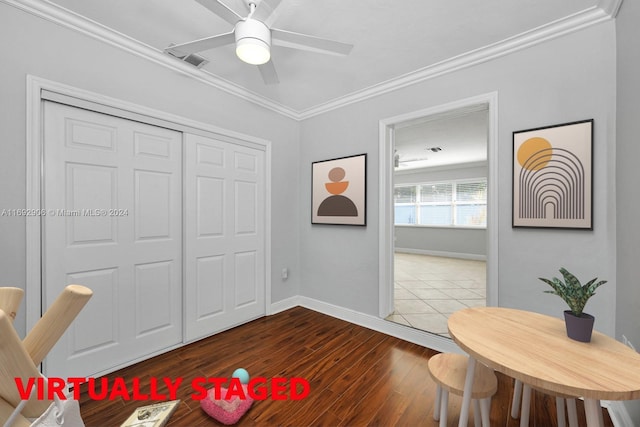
393 160 488 175
299 297 463 354
271 296 463 355
25 75 273 342
4 0 618 120
379 92 499 320
270 298 631 426
264 142 273 315
4 0 298 120
395 248 486 262
379 122 395 318
32 77 271 150
269 296 301 315
25 76 43 331
296 6 613 119
598 0 624 17
486 93 500 307
395 225 486 231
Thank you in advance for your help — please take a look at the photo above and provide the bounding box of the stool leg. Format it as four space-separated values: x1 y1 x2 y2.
473 400 481 427
520 384 532 427
511 379 522 418
480 397 492 427
439 390 449 427
459 357 476 427
597 400 604 427
555 397 566 427
584 398 603 427
566 398 578 427
434 384 441 421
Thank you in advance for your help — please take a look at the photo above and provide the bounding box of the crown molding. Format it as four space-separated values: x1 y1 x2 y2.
1 0 300 120
3 0 620 121
297 4 616 120
598 0 624 17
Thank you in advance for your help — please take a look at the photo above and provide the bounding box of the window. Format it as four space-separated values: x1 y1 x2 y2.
394 179 487 227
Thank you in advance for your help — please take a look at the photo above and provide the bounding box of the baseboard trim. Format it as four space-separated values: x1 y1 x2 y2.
395 247 487 261
269 295 301 315
270 296 462 354
269 298 635 426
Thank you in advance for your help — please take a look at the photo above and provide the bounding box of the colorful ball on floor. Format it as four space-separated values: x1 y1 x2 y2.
232 368 250 384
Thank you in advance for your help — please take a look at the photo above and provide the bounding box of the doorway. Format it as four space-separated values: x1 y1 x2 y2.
378 93 499 337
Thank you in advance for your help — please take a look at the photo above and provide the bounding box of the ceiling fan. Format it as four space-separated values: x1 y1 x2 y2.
165 0 353 84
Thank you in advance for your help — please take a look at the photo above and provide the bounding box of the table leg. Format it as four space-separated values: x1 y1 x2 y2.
511 379 522 418
555 397 566 427
566 398 578 427
584 399 604 427
458 356 477 427
520 384 531 427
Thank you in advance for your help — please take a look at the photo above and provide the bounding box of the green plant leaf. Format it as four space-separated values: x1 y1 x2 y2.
539 268 607 317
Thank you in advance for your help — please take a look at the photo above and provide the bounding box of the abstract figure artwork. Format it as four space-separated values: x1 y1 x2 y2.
512 119 593 229
312 153 366 225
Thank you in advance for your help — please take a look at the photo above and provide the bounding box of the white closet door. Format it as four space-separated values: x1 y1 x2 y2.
42 101 183 378
184 134 265 341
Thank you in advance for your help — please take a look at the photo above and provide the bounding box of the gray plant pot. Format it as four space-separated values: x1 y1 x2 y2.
564 310 595 342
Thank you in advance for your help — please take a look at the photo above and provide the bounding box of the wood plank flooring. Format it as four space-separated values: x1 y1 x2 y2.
79 307 614 426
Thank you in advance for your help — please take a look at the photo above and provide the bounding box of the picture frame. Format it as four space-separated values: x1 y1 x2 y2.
512 119 593 229
312 153 367 226
120 400 180 427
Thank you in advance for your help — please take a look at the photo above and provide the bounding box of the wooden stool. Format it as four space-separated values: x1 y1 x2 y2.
428 353 497 427
511 379 586 427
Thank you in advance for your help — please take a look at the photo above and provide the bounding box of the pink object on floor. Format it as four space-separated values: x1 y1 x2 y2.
200 385 254 425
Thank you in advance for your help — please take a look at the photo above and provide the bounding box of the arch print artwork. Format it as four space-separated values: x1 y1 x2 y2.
512 119 593 229
312 153 366 225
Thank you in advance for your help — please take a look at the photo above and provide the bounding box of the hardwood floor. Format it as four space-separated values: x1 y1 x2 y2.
79 307 613 426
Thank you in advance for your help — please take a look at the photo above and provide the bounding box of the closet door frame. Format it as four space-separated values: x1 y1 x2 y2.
25 75 272 361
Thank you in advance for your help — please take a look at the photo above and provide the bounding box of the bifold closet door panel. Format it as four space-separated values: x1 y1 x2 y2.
42 101 183 379
184 133 266 342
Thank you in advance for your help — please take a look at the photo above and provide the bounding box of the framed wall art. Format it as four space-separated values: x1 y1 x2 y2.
512 119 593 229
312 153 366 226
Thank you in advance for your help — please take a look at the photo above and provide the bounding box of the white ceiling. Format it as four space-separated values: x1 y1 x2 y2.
40 0 602 116
394 107 488 171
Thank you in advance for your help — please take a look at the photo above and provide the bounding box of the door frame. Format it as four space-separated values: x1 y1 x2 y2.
25 75 272 335
378 92 499 318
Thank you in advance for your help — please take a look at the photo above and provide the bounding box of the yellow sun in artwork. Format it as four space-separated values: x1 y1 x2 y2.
517 137 553 171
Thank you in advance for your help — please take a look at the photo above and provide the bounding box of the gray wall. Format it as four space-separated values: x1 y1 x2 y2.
1 8 631 417
395 227 486 258
300 21 618 335
394 163 487 257
0 3 301 337
616 0 640 422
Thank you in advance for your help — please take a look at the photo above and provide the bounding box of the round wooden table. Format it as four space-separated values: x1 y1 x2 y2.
448 307 640 427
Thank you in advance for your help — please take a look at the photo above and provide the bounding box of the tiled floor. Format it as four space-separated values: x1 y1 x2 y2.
386 252 486 337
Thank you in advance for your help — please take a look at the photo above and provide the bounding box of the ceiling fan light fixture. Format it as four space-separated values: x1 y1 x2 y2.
235 18 271 65
236 38 270 64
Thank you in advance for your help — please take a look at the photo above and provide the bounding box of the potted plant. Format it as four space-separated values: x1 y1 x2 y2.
539 267 607 342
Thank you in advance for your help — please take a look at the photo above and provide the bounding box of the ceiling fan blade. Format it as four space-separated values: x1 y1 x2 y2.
271 29 353 56
166 31 235 55
195 0 242 25
251 0 283 27
258 60 279 85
